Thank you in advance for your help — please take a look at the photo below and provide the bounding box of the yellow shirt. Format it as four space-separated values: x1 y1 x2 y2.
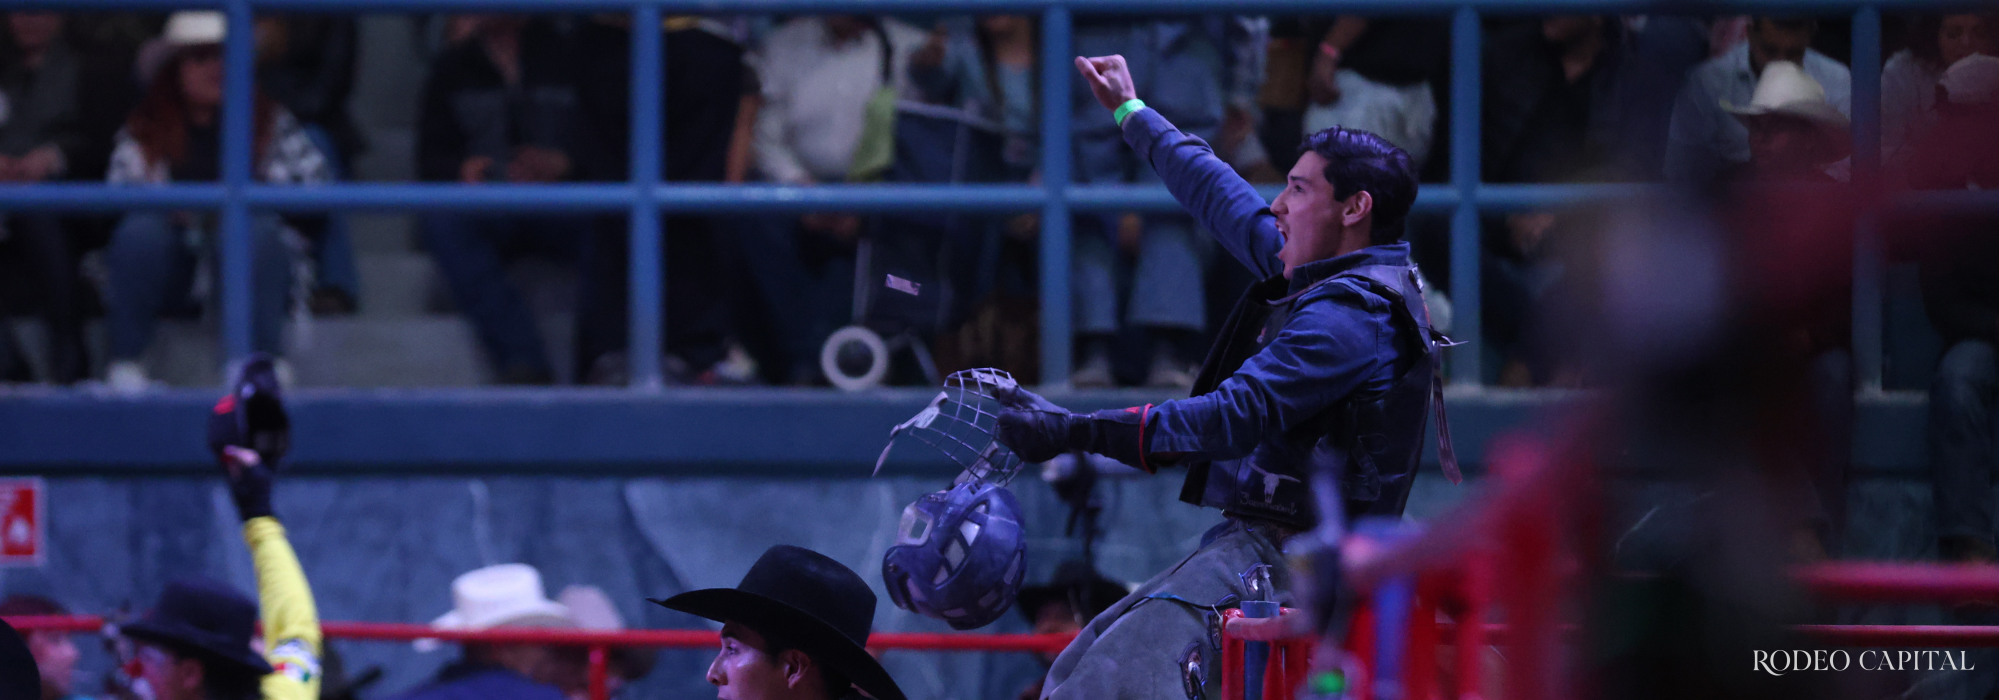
244 517 321 700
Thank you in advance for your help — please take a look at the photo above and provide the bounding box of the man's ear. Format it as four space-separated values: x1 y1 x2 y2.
1342 190 1374 228
177 656 207 695
779 648 815 690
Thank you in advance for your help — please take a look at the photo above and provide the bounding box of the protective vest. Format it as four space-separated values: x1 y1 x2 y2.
1178 261 1460 530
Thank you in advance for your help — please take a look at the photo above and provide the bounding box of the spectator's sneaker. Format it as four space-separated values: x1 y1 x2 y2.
1145 351 1197 390
1071 352 1114 388
105 360 157 395
711 344 761 385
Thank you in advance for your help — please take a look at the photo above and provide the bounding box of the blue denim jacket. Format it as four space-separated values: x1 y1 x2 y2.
1118 107 1407 463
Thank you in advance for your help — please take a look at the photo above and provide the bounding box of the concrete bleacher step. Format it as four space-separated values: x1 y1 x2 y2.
356 252 440 317
106 310 576 388
122 316 490 388
288 316 488 387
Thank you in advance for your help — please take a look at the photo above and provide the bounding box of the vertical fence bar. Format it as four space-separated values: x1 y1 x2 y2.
1850 7 1884 391
220 0 257 365
1448 7 1482 386
1039 6 1074 388
629 2 665 389
588 645 609 700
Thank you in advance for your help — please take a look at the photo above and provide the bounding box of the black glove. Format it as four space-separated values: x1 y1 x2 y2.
994 385 1152 471
217 446 276 521
208 354 288 521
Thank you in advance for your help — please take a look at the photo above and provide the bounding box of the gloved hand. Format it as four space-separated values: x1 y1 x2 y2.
994 385 1153 471
218 445 275 521
208 353 288 521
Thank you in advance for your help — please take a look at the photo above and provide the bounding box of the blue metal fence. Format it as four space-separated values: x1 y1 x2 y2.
2 0 1996 472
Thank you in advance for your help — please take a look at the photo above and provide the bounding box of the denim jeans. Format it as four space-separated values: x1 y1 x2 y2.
1069 22 1224 336
299 124 360 302
106 212 292 359
1041 520 1284 700
418 212 585 379
724 214 856 384
1932 340 1999 546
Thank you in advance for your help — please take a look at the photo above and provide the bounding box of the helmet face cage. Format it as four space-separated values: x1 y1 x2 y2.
881 479 1028 630
876 368 1024 487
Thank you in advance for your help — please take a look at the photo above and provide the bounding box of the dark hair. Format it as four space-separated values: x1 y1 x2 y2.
764 632 853 699
1907 14 1994 68
128 45 279 172
0 594 66 616
1300 126 1418 245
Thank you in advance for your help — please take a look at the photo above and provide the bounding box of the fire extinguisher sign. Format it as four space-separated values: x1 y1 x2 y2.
0 478 44 566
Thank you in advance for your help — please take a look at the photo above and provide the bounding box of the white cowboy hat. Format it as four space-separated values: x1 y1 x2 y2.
1722 61 1850 132
414 564 573 652
161 11 226 47
556 585 625 631
1941 54 1999 105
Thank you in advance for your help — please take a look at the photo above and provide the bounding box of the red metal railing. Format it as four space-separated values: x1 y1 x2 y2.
2 615 1076 700
1215 429 1999 700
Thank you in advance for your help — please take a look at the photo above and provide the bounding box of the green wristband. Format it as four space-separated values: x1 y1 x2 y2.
1114 98 1147 127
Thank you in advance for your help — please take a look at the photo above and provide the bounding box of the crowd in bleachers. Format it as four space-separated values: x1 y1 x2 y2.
0 11 1984 407
0 11 1988 393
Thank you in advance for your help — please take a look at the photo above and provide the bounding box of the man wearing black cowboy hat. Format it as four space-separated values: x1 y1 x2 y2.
651 545 904 700
1011 562 1128 700
121 353 320 700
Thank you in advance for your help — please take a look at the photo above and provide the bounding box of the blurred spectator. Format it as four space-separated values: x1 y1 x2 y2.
1917 56 1999 564
539 586 656 700
1719 62 1855 556
570 15 752 385
1590 16 1712 179
1720 61 1851 183
976 15 1038 176
255 15 362 315
1293 17 1447 170
103 11 330 392
1011 562 1126 700
1882 15 1993 171
1483 16 1621 184
1479 16 1619 385
397 564 570 700
1068 17 1265 388
0 595 90 700
736 15 928 385
415 15 584 385
0 11 136 384
1665 17 1851 184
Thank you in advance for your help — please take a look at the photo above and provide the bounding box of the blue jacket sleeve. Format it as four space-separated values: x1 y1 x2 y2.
1122 107 1285 279
1145 282 1397 461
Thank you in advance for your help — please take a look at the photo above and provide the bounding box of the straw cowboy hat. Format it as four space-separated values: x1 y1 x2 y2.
415 564 573 652
1940 54 1999 105
1723 61 1850 130
137 11 229 86
162 11 226 47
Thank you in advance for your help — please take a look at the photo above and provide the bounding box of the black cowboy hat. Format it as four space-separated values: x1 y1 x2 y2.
651 545 904 700
122 578 273 676
1015 560 1129 626
207 352 290 468
0 618 38 700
